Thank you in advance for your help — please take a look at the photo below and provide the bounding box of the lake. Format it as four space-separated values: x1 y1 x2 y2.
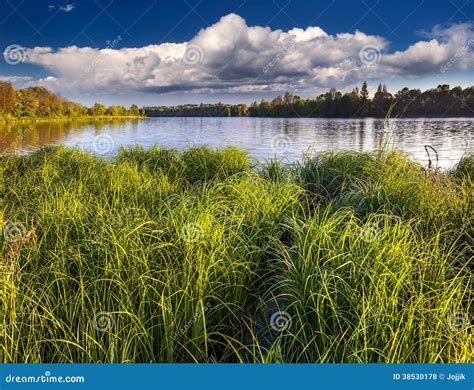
1 117 472 168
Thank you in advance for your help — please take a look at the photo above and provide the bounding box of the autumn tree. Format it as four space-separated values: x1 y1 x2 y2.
90 103 107 116
0 82 16 114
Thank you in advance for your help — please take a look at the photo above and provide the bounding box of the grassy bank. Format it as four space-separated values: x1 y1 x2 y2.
1 145 472 363
0 116 145 124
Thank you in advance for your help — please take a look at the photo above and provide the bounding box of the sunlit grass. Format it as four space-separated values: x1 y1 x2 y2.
1 145 472 363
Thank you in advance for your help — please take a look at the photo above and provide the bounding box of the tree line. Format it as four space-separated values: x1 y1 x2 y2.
0 82 144 119
144 103 250 118
145 83 474 118
2 81 472 120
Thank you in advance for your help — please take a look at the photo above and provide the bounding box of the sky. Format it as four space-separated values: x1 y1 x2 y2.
1 0 474 107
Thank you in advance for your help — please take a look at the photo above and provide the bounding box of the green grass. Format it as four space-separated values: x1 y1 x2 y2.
1 145 472 363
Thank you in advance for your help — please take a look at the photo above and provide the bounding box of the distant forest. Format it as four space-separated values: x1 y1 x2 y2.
0 81 144 119
145 83 474 118
2 81 473 120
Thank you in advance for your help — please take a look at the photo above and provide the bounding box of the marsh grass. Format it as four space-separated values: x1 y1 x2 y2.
0 145 472 363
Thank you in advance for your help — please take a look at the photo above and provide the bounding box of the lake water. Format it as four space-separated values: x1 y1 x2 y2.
1 117 472 168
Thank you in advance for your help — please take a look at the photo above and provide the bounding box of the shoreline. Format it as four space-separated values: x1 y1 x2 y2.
0 116 145 123
3 116 474 122
145 115 474 120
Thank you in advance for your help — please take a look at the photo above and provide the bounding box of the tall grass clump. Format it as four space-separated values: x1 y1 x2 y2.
1 145 472 363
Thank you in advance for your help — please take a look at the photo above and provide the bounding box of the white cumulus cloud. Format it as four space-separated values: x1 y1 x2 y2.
5 14 474 99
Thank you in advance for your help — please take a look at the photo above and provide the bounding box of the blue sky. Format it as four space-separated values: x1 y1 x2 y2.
1 0 473 106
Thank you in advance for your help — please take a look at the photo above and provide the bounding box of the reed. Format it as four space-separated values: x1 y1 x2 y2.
1 145 472 363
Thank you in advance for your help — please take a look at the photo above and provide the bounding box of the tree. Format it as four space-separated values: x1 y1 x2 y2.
18 89 39 117
33 87 53 116
258 100 271 116
283 91 296 105
361 82 369 100
90 103 107 116
0 81 16 114
128 104 140 116
137 85 474 119
249 101 259 116
106 105 125 116
374 84 384 101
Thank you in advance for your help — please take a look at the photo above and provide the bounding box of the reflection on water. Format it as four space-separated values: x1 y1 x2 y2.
0 119 138 153
1 117 472 168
